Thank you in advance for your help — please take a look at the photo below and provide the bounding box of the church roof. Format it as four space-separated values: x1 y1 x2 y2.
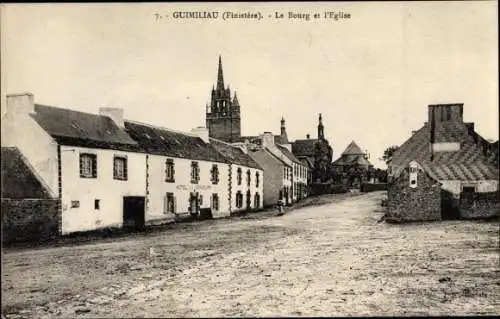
1 147 52 199
209 138 262 170
124 121 227 163
31 104 141 152
341 141 365 156
333 154 372 167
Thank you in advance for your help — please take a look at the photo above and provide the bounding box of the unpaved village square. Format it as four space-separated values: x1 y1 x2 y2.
2 192 499 317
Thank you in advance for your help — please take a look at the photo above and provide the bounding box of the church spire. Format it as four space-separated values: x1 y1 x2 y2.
318 113 324 140
233 92 239 106
217 55 224 90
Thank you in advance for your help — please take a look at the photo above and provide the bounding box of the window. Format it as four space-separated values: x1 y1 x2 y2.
246 170 251 187
237 168 242 185
165 159 175 182
254 193 260 208
199 195 203 206
94 199 100 210
191 161 200 184
71 200 80 208
211 164 219 184
246 190 251 209
212 193 219 211
164 192 175 214
462 186 476 193
113 156 128 180
256 172 260 188
80 153 97 178
236 191 243 208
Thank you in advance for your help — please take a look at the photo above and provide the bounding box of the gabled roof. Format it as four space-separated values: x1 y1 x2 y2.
31 104 140 151
209 138 262 170
124 121 227 163
276 145 303 165
292 139 318 157
391 121 498 181
1 147 52 199
341 141 365 156
262 148 291 167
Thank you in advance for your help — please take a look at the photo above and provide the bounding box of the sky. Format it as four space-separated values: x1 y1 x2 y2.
1 2 498 168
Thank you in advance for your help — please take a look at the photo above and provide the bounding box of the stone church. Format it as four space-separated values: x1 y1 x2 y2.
205 56 241 143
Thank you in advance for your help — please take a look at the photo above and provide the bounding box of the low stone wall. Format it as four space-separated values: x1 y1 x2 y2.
460 191 500 219
1 199 60 243
310 183 348 196
361 183 387 193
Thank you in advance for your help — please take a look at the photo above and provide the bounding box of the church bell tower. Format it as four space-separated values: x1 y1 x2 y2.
205 56 241 142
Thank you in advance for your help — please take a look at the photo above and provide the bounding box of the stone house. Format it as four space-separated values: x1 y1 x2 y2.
386 160 442 222
387 103 499 221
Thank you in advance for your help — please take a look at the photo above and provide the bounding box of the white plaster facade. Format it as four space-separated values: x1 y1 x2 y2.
146 155 230 223
229 164 264 213
59 146 147 234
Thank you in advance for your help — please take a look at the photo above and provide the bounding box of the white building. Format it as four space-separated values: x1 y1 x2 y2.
124 122 231 223
210 139 264 213
1 93 147 234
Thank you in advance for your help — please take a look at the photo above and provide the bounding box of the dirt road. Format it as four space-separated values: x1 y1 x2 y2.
2 191 499 317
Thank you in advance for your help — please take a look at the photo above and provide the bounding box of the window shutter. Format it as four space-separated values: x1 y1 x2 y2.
79 155 84 177
174 197 177 214
124 158 128 180
92 156 97 178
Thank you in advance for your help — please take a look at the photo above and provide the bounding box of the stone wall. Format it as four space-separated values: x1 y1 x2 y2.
460 191 500 219
361 183 387 193
1 199 60 243
310 183 348 196
386 168 441 222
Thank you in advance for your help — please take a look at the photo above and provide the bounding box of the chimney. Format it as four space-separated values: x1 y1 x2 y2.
6 92 35 116
99 107 124 128
191 126 210 143
306 134 310 139
261 132 275 149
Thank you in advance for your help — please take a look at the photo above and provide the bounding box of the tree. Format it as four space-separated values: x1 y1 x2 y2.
381 146 400 164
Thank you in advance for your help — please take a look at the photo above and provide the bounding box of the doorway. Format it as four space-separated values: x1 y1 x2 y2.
123 196 145 229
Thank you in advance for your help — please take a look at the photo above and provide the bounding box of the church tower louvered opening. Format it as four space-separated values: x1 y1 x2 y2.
205 56 241 143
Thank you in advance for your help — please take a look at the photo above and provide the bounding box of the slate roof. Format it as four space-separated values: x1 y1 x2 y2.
300 157 314 169
124 121 227 163
292 139 318 157
31 104 141 151
1 147 52 199
209 138 262 170
276 145 303 165
341 141 365 156
391 121 498 181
